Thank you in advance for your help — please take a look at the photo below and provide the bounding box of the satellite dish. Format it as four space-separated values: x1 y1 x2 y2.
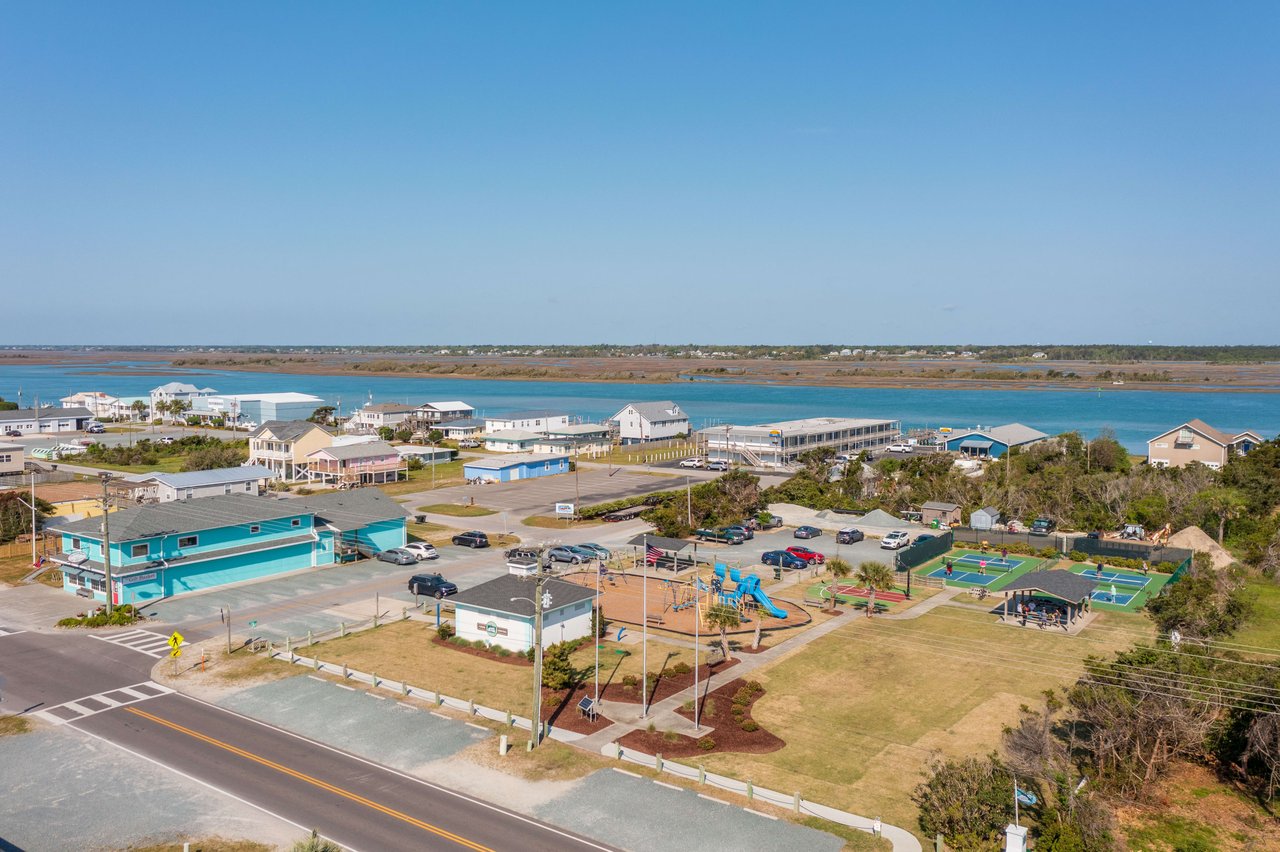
67 552 88 565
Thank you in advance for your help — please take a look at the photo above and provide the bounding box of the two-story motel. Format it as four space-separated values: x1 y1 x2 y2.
48 490 408 606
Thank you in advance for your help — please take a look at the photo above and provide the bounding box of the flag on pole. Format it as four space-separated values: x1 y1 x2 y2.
1015 787 1037 806
646 545 663 564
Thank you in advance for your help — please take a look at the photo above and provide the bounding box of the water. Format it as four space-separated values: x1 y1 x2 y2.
2 360 1276 452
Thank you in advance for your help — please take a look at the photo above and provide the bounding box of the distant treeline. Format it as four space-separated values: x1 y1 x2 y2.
26 344 1280 363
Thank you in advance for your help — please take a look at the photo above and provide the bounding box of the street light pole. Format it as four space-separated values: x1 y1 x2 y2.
100 473 114 615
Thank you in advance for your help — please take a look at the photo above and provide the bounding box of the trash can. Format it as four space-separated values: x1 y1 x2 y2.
932 518 939 529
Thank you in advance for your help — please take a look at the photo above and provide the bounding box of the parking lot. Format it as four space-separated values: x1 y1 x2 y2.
395 468 704 516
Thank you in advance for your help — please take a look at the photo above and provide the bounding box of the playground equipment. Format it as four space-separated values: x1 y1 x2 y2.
712 563 788 619
662 577 714 613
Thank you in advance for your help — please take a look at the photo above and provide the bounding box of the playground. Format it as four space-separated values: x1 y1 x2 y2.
563 563 811 637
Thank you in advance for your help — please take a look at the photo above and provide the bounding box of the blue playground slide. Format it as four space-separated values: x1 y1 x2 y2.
712 564 787 619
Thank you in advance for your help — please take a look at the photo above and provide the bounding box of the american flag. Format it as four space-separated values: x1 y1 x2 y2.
645 545 663 564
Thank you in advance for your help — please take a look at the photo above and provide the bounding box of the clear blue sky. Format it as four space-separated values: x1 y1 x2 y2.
3 2 1277 346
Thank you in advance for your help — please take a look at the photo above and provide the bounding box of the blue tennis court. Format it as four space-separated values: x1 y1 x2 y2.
950 553 1030 572
926 566 1002 586
1091 588 1138 606
1072 568 1150 590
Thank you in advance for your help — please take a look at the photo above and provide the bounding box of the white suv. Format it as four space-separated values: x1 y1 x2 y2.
679 457 705 469
886 443 913 453
880 531 911 549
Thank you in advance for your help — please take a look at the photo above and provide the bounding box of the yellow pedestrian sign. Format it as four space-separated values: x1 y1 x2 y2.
168 631 184 650
170 646 182 658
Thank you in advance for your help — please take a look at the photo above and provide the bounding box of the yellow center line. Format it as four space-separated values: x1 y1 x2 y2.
125 706 493 851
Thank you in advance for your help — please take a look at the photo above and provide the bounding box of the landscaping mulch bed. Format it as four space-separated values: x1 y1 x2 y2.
542 685 613 734
618 677 784 757
430 636 531 667
602 657 739 705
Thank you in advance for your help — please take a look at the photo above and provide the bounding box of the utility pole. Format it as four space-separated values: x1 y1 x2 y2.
221 605 232 654
29 470 37 566
100 473 114 615
514 550 552 748
686 476 692 526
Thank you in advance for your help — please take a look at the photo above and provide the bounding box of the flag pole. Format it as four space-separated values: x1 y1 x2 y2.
1013 775 1020 827
694 570 700 732
641 534 649 719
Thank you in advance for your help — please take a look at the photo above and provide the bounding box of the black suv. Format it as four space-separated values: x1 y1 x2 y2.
407 573 458 599
451 530 490 548
1030 517 1057 536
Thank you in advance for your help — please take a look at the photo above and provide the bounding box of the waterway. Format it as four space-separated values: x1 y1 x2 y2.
2 361 1276 452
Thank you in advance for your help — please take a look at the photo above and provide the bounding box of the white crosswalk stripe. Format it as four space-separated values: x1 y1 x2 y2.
90 628 182 658
29 681 175 726
0 627 25 637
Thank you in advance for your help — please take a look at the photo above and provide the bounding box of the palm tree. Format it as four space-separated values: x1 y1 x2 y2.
130 399 149 423
703 601 741 662
824 557 852 612
1201 487 1248 543
854 561 896 618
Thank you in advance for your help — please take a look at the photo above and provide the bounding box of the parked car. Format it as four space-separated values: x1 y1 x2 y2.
695 527 746 544
706 460 730 471
785 545 825 564
457 439 481 448
85 423 105 434
915 533 936 543
793 525 822 539
725 524 754 541
377 548 418 565
577 543 612 560
402 541 439 561
836 527 865 544
158 436 176 445
886 443 913 453
407 573 458 599
880 531 911 549
3 430 21 438
678 457 705 469
1030 517 1057 536
762 550 808 570
759 514 784 529
548 545 594 564
451 530 490 548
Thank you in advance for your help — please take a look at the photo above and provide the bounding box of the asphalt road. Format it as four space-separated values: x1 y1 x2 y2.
0 630 616 851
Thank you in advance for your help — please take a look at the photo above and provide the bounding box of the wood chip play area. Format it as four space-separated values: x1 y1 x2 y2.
562 565 811 636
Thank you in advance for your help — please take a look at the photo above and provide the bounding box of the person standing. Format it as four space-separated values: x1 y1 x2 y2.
1001 547 1008 563
1096 561 1104 580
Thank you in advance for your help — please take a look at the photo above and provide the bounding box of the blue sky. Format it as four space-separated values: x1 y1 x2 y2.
3 2 1277 346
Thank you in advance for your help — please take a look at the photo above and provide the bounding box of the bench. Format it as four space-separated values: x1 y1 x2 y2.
645 614 665 626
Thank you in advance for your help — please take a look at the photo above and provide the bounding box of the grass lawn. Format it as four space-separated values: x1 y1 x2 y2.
126 838 274 852
0 715 32 737
0 554 62 588
692 605 1151 836
73 456 189 474
417 502 496 517
407 522 519 549
521 514 605 529
1232 576 1280 652
375 462 467 496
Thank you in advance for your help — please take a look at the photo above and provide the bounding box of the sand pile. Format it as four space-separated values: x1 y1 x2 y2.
1167 526 1236 570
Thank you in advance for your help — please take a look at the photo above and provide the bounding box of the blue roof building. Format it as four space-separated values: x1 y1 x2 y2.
463 453 570 482
943 423 1050 459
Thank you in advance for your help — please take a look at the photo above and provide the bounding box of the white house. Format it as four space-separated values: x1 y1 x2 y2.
414 401 476 424
0 407 95 435
344 402 418 434
448 574 596 653
150 383 218 420
533 423 613 457
483 410 571 435
483 429 543 453
126 466 275 503
0 442 23 476
610 401 690 444
437 418 486 440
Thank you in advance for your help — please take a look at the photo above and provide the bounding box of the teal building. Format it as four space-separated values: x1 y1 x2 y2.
49 490 407 606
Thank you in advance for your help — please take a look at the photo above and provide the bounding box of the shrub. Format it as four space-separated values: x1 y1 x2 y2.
436 623 455 641
56 617 80 628
449 636 468 646
681 700 694 712
470 639 489 650
704 698 718 716
621 674 639 688
740 719 759 732
744 680 763 694
1068 550 1087 563
647 721 656 733
662 730 682 743
670 661 692 676
495 646 511 657
697 737 716 750
732 687 754 706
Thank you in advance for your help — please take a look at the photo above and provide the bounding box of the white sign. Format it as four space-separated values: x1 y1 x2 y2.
122 572 157 584
554 503 575 515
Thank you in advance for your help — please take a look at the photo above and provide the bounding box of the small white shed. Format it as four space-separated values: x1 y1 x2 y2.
970 506 1001 531
449 574 596 653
